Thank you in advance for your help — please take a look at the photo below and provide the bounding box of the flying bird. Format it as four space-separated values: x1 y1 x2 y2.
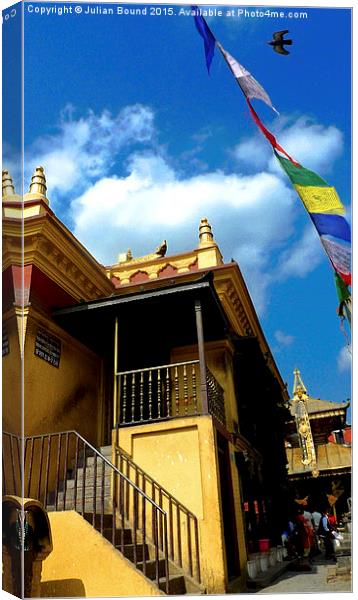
268 30 293 55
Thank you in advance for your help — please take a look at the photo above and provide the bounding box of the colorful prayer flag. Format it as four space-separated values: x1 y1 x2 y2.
335 272 351 323
275 151 351 285
335 272 351 304
217 42 278 114
247 99 299 165
192 6 216 73
190 8 351 292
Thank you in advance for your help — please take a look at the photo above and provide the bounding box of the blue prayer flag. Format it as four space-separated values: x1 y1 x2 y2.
192 6 216 73
310 213 351 243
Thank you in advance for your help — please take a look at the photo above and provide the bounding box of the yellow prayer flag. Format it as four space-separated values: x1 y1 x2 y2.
294 185 345 215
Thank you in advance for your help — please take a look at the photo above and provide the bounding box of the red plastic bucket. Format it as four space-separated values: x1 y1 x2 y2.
258 538 270 552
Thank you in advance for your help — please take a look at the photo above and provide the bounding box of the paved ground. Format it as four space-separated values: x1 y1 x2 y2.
253 556 352 594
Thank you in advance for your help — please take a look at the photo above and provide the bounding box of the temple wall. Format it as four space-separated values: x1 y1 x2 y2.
2 313 22 435
114 415 245 593
23 310 102 446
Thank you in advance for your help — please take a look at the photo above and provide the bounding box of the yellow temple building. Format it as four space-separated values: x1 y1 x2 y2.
2 167 291 596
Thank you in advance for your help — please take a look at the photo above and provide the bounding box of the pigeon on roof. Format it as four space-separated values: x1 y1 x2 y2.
155 240 167 257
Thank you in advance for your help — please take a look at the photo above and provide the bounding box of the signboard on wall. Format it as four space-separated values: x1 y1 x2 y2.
34 328 61 368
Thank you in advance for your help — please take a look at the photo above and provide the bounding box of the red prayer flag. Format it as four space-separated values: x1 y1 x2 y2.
246 99 300 167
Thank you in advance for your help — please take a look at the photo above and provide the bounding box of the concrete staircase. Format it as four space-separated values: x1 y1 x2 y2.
82 510 192 594
48 445 203 595
49 445 113 512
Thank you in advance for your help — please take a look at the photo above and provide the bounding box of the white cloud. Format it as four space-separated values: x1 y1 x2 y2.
337 346 351 373
275 330 295 346
275 226 323 281
25 104 155 200
71 151 297 313
275 117 344 174
232 137 271 171
20 105 345 314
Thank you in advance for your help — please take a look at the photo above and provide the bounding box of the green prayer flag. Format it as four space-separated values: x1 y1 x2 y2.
334 272 351 304
274 151 328 187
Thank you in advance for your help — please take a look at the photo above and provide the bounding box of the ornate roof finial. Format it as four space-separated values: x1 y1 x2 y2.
198 217 215 247
29 166 47 196
2 170 16 197
293 368 308 398
118 249 133 263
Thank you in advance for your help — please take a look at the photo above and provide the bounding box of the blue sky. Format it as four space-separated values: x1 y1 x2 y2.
3 1 352 415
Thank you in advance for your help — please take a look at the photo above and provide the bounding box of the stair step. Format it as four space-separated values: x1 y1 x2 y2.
69 464 113 478
57 486 111 501
48 500 112 512
137 558 167 580
84 455 114 467
120 543 149 562
159 574 186 595
66 472 112 488
99 445 113 456
102 527 132 545
84 512 114 528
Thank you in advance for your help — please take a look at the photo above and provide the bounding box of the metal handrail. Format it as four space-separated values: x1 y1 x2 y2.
24 430 165 513
2 431 22 497
115 444 201 583
116 446 197 517
3 430 170 593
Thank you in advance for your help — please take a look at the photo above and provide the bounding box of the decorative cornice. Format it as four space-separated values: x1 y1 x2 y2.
212 264 288 400
3 212 113 302
309 410 347 420
216 279 254 336
107 253 198 285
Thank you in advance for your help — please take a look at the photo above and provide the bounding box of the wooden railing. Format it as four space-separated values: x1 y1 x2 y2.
206 368 226 427
115 359 226 428
115 360 200 425
116 445 201 583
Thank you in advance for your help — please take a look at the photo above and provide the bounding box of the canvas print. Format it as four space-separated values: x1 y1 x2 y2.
2 0 352 596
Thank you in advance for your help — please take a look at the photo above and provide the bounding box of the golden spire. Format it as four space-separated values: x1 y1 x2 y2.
29 166 47 196
2 170 16 198
293 368 308 399
198 217 216 248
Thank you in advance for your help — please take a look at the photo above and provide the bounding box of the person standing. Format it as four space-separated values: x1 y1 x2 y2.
311 508 322 531
294 507 312 561
304 507 315 561
311 507 322 554
319 508 337 562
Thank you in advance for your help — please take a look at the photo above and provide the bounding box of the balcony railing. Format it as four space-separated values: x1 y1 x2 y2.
206 368 226 427
115 360 226 427
115 360 199 425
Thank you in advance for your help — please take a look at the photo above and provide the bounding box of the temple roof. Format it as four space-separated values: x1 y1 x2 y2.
288 396 350 418
286 442 351 478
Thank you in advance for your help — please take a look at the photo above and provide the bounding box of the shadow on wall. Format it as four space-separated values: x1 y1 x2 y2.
41 579 86 597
